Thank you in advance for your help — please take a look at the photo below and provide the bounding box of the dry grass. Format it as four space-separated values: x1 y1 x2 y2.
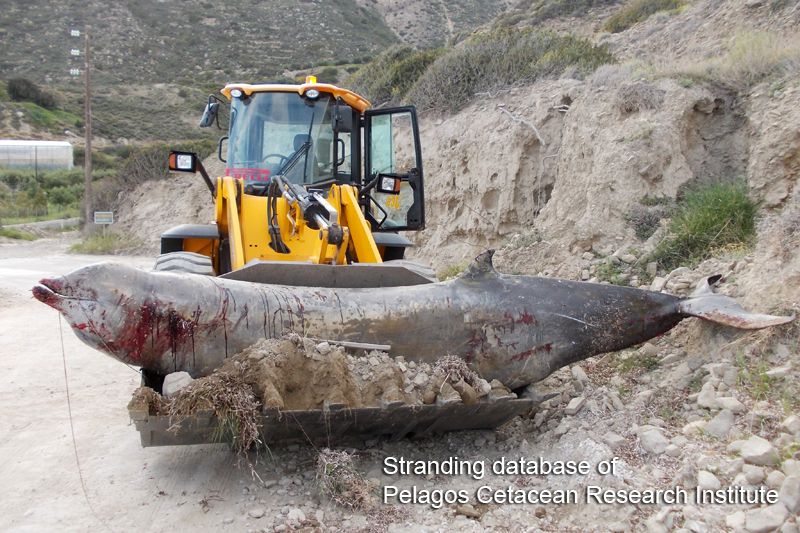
659 31 800 90
315 448 373 510
315 448 406 532
615 81 665 113
434 355 479 386
167 365 262 457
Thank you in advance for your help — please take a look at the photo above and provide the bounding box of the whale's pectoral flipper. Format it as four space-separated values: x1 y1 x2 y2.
679 276 795 330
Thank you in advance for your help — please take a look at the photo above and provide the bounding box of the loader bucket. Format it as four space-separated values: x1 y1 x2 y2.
128 390 534 447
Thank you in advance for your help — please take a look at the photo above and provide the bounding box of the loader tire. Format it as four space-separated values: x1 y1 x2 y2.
153 251 214 276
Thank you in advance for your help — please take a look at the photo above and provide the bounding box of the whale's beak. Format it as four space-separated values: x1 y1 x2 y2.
32 277 67 310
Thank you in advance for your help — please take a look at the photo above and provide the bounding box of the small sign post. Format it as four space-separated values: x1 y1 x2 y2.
94 211 113 235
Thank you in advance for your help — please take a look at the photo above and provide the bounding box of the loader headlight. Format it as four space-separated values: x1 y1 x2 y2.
230 88 243 98
305 89 320 99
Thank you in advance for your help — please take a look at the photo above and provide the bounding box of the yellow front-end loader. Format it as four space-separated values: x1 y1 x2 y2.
159 76 434 288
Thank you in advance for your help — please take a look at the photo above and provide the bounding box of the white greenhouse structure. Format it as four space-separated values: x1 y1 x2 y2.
0 140 74 170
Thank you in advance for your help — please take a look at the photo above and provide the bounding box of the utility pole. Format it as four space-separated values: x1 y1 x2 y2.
69 28 92 227
82 28 92 228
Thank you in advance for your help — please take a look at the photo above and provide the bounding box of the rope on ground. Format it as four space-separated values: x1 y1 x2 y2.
58 313 113 532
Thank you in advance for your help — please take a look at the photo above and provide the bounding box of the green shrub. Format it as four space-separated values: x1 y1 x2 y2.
603 0 684 33
7 78 58 109
525 0 621 24
595 260 629 285
651 182 756 270
0 227 37 240
407 29 614 112
347 46 444 105
69 232 139 254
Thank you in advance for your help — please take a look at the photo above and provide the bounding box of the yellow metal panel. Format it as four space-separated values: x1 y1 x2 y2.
220 83 370 113
336 185 382 263
220 178 246 270
183 238 215 257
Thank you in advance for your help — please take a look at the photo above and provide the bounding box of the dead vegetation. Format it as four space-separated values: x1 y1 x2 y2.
166 366 262 456
615 81 665 114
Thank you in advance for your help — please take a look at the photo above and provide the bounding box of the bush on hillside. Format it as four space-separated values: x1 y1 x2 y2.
407 29 614 112
651 182 756 269
7 78 58 109
528 0 621 23
347 46 444 105
659 31 800 91
603 0 684 33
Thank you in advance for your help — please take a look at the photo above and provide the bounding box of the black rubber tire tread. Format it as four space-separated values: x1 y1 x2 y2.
153 251 214 276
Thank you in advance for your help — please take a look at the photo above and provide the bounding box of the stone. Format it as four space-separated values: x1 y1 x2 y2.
665 444 681 458
639 343 659 358
604 432 626 450
413 372 428 386
315 341 332 355
744 503 788 533
741 436 779 466
781 523 799 533
640 428 669 454
696 382 718 409
726 511 745 529
456 504 481 519
651 276 668 292
565 396 586 415
646 261 658 277
744 0 764 7
784 460 800 477
571 365 588 382
780 475 800 513
162 371 193 398
620 253 637 264
765 365 791 379
248 508 265 519
697 470 721 490
368 356 380 367
767 471 786 490
716 397 746 414
781 415 800 434
682 420 707 435
704 409 734 439
452 379 478 405
287 508 306 524
660 353 682 365
581 269 590 281
474 378 492 398
437 382 461 404
743 465 766 485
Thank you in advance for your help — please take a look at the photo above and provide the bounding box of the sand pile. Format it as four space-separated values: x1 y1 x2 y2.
131 334 513 423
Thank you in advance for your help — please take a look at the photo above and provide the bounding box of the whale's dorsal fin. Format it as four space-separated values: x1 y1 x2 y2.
461 250 498 280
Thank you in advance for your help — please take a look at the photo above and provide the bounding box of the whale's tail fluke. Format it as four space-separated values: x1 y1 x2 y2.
678 275 795 330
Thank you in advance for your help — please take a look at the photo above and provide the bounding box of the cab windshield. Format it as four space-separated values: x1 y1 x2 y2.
225 92 334 186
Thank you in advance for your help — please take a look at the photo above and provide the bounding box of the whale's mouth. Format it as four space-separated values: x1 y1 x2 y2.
32 278 65 309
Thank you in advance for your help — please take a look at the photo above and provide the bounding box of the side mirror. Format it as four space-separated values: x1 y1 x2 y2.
198 101 219 128
376 174 401 195
168 150 216 200
168 151 198 172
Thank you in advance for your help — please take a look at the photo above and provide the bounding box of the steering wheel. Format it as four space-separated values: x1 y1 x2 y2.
261 153 288 165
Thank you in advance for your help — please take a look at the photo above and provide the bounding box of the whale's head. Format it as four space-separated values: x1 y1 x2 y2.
32 262 203 371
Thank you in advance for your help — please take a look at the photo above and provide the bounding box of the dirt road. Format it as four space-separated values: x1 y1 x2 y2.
0 236 276 532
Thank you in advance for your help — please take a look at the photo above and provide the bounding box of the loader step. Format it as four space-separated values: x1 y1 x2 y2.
129 397 535 447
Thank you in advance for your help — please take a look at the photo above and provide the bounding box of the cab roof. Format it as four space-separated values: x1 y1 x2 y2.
221 82 371 113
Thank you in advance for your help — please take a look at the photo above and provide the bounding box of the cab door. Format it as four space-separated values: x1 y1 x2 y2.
363 107 425 231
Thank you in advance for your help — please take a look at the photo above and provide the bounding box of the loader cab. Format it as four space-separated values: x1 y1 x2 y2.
221 85 361 190
214 81 424 232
